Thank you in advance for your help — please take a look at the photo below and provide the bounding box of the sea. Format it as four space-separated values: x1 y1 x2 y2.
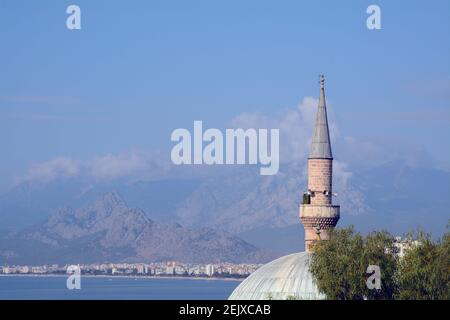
0 276 241 300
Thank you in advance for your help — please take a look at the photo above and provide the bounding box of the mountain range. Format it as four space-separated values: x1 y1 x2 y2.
0 192 273 265
0 159 449 258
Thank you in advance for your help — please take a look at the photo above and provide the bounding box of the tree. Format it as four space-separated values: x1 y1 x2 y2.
363 230 399 299
309 226 399 300
396 230 450 300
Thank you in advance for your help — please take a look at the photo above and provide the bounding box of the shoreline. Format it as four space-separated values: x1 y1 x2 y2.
0 273 244 282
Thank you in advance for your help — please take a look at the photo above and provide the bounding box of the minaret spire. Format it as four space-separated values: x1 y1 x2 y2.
309 74 332 159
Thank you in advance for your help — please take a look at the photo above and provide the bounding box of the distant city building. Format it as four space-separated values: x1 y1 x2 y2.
205 264 214 277
0 261 260 278
394 236 420 258
174 265 185 275
136 264 146 274
18 266 29 274
165 261 175 275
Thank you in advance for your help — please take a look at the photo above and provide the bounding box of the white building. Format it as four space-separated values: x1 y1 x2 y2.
205 264 214 277
394 237 420 258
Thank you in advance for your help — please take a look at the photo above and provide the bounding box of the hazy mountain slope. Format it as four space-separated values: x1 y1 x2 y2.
0 161 448 246
0 178 201 232
238 224 305 255
0 192 273 265
345 160 450 235
175 162 369 234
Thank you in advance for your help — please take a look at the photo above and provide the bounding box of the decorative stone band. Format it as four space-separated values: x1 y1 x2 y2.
300 216 339 229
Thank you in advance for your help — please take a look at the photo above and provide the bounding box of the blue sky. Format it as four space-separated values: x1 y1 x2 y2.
0 0 449 190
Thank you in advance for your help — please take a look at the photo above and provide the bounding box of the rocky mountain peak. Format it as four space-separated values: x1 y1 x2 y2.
1 192 273 264
97 191 127 207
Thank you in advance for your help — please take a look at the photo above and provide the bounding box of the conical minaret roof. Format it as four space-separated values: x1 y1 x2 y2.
309 75 332 159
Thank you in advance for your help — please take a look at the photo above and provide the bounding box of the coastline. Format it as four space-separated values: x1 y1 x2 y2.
0 273 244 282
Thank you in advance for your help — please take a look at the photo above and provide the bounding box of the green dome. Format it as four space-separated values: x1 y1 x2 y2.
229 252 324 300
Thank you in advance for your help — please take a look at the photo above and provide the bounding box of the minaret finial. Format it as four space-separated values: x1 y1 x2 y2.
319 74 325 89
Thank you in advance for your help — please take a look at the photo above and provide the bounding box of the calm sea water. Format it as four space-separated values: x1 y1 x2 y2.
0 276 241 300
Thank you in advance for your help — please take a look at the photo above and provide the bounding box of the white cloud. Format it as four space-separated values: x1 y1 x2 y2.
333 161 353 189
335 134 434 169
88 153 148 179
230 96 432 171
16 96 432 187
15 96 343 186
15 152 166 185
18 157 81 184
230 96 331 163
229 97 361 205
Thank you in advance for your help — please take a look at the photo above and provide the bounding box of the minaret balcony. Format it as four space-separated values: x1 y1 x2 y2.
299 204 340 228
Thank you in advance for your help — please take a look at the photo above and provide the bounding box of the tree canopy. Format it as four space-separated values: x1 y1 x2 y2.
396 231 450 300
309 226 398 300
309 225 449 300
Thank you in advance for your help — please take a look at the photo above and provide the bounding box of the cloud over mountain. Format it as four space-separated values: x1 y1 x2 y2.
14 151 172 185
13 96 436 188
229 96 319 163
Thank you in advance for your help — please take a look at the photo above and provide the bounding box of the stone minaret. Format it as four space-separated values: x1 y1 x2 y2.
300 75 340 252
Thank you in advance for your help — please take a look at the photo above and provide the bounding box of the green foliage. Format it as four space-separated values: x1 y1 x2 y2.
396 230 450 300
363 230 399 299
310 225 450 300
309 226 398 300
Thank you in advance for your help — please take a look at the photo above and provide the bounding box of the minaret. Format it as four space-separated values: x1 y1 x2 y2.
300 75 340 252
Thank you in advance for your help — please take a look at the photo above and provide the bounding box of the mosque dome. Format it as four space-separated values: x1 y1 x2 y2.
229 252 325 300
